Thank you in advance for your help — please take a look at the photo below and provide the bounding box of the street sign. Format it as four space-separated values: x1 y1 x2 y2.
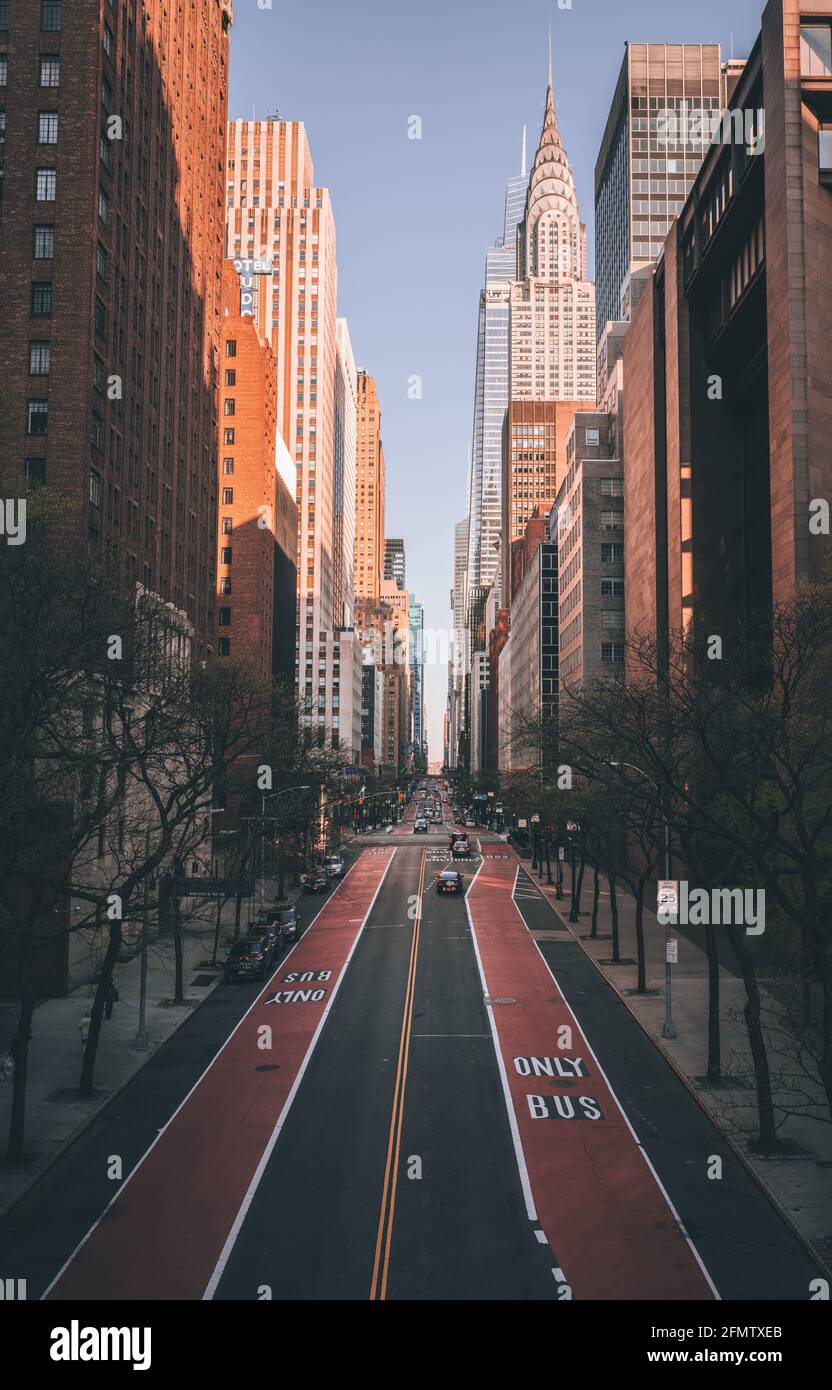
558 847 565 861
172 877 254 899
666 938 679 964
517 818 527 829
657 879 678 917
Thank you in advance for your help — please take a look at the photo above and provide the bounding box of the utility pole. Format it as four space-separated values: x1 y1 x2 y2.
135 825 150 1050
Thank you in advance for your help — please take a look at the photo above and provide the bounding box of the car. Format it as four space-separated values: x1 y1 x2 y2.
451 835 470 859
414 818 428 833
465 817 476 829
303 868 329 893
431 813 442 825
249 918 280 952
436 869 463 895
274 906 300 943
324 854 345 879
224 937 273 981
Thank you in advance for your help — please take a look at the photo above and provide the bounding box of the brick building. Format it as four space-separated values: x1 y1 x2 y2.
623 0 832 665
216 261 296 683
0 0 233 650
501 399 581 606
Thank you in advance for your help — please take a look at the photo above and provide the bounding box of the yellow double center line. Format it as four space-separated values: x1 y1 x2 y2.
369 847 425 1300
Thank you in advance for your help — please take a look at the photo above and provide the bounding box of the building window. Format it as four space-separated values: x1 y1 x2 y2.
31 282 53 315
94 296 106 336
27 400 49 435
599 477 623 497
0 56 6 87
223 428 234 445
224 369 236 386
225 339 236 357
222 457 234 475
585 428 600 446
98 187 108 223
29 342 50 375
819 126 832 180
96 242 108 282
222 488 233 505
41 0 62 31
0 2 8 30
220 577 232 595
34 225 54 259
91 413 102 450
601 542 624 563
100 77 111 113
221 517 232 534
89 470 101 506
601 577 625 597
38 111 58 144
800 24 832 78
223 398 235 415
39 55 60 87
218 638 231 656
103 23 113 59
36 168 56 201
601 642 625 664
218 607 231 626
600 510 623 530
25 458 47 487
221 547 232 565
601 610 625 630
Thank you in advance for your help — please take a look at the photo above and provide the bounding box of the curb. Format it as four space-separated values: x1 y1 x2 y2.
511 849 832 1283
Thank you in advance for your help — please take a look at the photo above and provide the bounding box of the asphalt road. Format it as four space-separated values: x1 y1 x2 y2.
0 782 823 1301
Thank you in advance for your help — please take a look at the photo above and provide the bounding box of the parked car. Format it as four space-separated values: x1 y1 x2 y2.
324 854 345 879
414 818 428 834
275 906 300 943
303 868 329 893
249 918 281 952
451 835 470 859
436 869 463 896
465 817 476 828
224 937 273 982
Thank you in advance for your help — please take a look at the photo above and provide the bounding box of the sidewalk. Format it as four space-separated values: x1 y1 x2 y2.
0 879 301 1217
524 858 832 1272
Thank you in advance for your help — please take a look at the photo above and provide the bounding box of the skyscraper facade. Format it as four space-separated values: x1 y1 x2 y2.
224 117 339 738
384 537 406 590
354 371 386 601
0 0 233 649
409 595 425 758
594 43 725 339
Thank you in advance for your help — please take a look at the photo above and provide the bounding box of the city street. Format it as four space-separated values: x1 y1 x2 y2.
0 784 820 1302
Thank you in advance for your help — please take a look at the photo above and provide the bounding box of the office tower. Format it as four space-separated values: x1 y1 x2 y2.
502 521 557 772
466 135 528 598
448 515 469 768
552 411 623 693
216 262 297 681
500 54 596 605
225 117 338 736
0 0 233 648
354 371 386 601
333 320 357 630
595 43 725 340
409 595 425 756
621 0 832 668
384 537 406 590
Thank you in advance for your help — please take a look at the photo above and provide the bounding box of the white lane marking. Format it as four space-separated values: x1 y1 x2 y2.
535 1229 548 1245
523 900 720 1301
465 862 537 1224
553 1267 566 1282
41 851 390 1300
203 848 398 1299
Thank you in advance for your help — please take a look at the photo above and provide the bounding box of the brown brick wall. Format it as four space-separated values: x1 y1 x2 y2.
622 273 658 663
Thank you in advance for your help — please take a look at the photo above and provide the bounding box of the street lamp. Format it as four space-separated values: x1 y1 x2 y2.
609 760 676 1039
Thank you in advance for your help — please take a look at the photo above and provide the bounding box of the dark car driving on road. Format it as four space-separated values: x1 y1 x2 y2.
224 937 273 981
451 835 470 859
436 869 463 895
303 868 329 893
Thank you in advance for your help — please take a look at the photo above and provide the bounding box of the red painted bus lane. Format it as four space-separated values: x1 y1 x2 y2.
467 854 716 1301
46 849 395 1302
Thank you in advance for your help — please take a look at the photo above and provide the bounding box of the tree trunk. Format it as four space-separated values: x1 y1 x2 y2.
727 925 778 1151
172 894 184 1004
575 857 585 916
634 876 647 993
591 864 600 939
5 955 35 1165
545 837 553 885
705 922 722 1086
609 873 620 963
79 921 122 1099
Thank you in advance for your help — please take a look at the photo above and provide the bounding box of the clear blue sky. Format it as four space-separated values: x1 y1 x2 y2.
229 0 764 761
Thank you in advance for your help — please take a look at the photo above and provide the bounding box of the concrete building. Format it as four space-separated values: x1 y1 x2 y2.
622 0 832 666
355 371 386 602
224 117 338 739
384 537 406 590
216 262 297 682
552 411 624 695
0 0 233 650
